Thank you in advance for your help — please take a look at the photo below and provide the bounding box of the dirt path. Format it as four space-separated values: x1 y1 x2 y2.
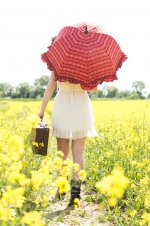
44 184 113 226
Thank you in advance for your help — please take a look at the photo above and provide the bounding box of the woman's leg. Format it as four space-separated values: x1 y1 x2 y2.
71 137 86 180
56 138 70 160
67 137 86 207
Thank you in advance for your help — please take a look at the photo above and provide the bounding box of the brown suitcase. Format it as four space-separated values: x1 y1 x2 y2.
30 119 49 156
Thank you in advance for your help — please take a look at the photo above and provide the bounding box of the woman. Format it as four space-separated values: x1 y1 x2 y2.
37 71 98 207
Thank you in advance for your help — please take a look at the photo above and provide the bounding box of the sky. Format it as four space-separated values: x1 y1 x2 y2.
0 0 150 94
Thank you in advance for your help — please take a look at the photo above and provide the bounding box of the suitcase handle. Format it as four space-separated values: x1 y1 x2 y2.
37 119 49 128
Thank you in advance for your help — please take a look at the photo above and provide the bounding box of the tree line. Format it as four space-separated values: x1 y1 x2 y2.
89 80 149 99
0 76 57 99
0 76 149 99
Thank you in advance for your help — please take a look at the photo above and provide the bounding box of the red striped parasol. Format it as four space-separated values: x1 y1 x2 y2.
41 23 127 90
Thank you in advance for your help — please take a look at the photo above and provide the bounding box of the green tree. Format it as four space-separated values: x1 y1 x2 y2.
106 86 118 98
147 93 150 99
132 81 145 99
33 76 49 98
28 86 37 98
33 75 58 98
16 82 31 98
0 83 14 97
127 92 140 99
88 92 96 99
116 89 131 98
96 89 103 98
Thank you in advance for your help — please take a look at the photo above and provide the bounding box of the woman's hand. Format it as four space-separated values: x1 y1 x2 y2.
37 111 44 119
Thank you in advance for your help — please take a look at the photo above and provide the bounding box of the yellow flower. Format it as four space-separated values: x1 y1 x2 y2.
39 142 44 147
57 150 64 158
43 195 48 205
128 209 137 217
108 197 117 207
96 176 113 195
107 186 123 198
8 171 30 186
60 166 71 177
105 150 113 158
96 166 130 207
40 156 53 174
125 148 134 158
32 142 38 147
130 182 136 190
7 135 24 161
137 173 143 179
0 129 8 151
7 135 24 152
28 115 40 128
145 190 150 209
53 157 63 170
140 212 150 224
22 161 28 167
73 163 80 172
1 187 25 208
0 153 10 165
31 170 48 191
140 176 150 186
0 202 14 221
130 160 137 166
21 211 44 226
142 158 150 165
78 170 86 181
111 167 130 189
63 159 73 168
55 176 70 194
9 162 23 172
73 198 80 208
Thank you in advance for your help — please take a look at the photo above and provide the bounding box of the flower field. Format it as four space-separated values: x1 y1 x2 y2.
0 99 150 226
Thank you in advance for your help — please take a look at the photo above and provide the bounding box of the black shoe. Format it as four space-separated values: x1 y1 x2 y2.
67 179 82 208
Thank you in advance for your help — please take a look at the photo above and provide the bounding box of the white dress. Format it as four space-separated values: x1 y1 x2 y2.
51 81 98 140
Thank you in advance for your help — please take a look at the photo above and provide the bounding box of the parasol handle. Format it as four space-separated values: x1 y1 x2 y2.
84 25 88 34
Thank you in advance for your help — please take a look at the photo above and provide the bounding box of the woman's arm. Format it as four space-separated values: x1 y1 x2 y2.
37 71 57 118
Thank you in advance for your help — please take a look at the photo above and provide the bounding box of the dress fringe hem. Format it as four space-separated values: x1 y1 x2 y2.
52 128 98 140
